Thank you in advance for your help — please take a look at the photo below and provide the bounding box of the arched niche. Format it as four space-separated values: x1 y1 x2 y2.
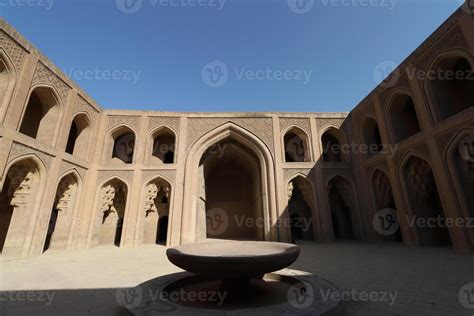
321 127 350 162
327 176 357 240
283 127 311 162
388 93 421 143
143 177 172 245
426 53 474 120
287 175 315 242
107 126 136 164
19 86 61 146
361 117 383 156
151 127 176 164
65 113 91 160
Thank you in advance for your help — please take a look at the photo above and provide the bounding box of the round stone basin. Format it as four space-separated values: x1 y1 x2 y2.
166 241 300 280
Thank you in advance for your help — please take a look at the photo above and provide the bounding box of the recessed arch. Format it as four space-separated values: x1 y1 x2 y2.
283 126 311 162
400 154 452 246
327 175 358 240
387 92 421 143
445 129 474 225
142 176 172 245
65 113 91 160
149 126 177 164
425 50 474 121
44 170 81 252
370 168 402 242
321 126 350 162
0 155 46 256
19 86 61 146
181 122 276 244
286 174 316 242
106 125 136 164
93 177 129 247
361 116 382 156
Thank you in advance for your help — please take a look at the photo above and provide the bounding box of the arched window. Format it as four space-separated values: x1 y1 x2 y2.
321 127 349 162
428 55 474 120
362 117 382 156
65 114 90 160
284 127 310 162
110 127 135 164
19 87 60 145
152 127 176 164
389 94 421 143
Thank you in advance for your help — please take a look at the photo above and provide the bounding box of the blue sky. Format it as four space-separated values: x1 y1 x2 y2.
2 0 461 112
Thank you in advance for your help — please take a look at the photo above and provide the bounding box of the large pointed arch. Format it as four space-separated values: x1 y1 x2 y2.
180 122 277 244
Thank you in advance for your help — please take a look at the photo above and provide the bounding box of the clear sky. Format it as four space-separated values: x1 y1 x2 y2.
2 0 461 112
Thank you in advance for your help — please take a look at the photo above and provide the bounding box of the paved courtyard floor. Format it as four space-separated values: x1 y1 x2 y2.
1 241 473 315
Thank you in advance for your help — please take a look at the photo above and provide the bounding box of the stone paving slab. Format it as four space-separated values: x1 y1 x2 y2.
0 242 473 315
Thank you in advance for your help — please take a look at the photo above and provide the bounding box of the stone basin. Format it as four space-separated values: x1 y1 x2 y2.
166 241 300 280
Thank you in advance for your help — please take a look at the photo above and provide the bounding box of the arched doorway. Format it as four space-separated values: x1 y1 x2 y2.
44 173 79 252
328 176 356 240
97 179 128 246
402 156 451 246
287 176 315 242
19 87 60 145
201 139 264 240
143 178 171 245
0 158 42 255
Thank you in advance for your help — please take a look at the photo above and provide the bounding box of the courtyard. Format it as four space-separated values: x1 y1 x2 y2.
1 241 473 315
